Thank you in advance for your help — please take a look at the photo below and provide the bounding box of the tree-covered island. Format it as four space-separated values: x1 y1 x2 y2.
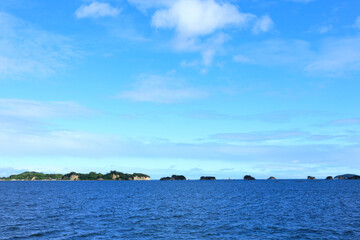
0 171 150 181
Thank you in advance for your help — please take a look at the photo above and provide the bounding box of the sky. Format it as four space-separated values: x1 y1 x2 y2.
0 0 360 179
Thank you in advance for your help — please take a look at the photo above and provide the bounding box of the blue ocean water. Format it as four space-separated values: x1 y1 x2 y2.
0 180 359 239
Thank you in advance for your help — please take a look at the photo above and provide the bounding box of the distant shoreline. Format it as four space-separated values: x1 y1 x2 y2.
1 172 360 181
0 171 150 181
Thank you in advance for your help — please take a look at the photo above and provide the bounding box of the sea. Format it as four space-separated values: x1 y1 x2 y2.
0 180 359 239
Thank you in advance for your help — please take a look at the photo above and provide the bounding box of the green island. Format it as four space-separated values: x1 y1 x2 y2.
0 171 150 181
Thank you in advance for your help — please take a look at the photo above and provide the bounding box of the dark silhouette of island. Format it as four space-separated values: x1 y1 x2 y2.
160 175 186 180
268 176 276 180
334 174 360 180
0 171 150 181
244 175 255 180
307 176 316 180
200 176 216 180
326 176 333 180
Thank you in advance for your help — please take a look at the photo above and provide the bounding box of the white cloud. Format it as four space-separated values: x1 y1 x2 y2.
0 12 78 80
252 15 273 34
75 1 120 19
144 0 274 69
117 74 208 103
127 0 273 70
151 0 255 38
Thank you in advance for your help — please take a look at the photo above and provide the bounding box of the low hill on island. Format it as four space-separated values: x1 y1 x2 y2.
1 171 150 181
334 174 360 180
160 175 186 180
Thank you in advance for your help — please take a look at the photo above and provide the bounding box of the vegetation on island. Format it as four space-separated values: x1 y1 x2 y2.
1 171 150 181
2 172 360 181
244 175 256 180
334 174 360 180
160 175 186 180
200 176 216 180
6 171 63 180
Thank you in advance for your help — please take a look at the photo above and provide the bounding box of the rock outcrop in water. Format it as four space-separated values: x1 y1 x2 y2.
307 176 316 180
62 172 80 180
244 175 255 180
268 176 276 180
335 174 360 180
326 176 333 180
160 175 186 180
133 175 151 180
200 176 216 180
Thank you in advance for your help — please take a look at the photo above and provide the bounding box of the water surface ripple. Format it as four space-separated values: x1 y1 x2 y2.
0 180 359 239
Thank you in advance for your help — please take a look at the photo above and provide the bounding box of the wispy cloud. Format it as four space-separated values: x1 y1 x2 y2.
0 129 121 157
0 98 95 133
117 74 208 103
75 1 120 19
233 37 360 76
1 130 360 171
329 118 360 125
210 131 306 143
318 24 332 34
356 16 360 29
0 99 94 119
1 108 360 178
0 12 78 80
233 54 253 63
189 110 329 123
207 129 356 144
305 37 360 75
0 99 111 157
252 15 274 34
233 39 312 66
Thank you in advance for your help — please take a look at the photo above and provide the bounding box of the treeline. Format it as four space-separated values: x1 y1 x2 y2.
1 171 150 181
6 172 63 180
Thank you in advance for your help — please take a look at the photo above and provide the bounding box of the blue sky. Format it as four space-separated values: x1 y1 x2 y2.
1 0 360 179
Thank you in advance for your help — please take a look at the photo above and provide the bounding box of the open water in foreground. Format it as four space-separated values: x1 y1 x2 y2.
0 180 360 239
